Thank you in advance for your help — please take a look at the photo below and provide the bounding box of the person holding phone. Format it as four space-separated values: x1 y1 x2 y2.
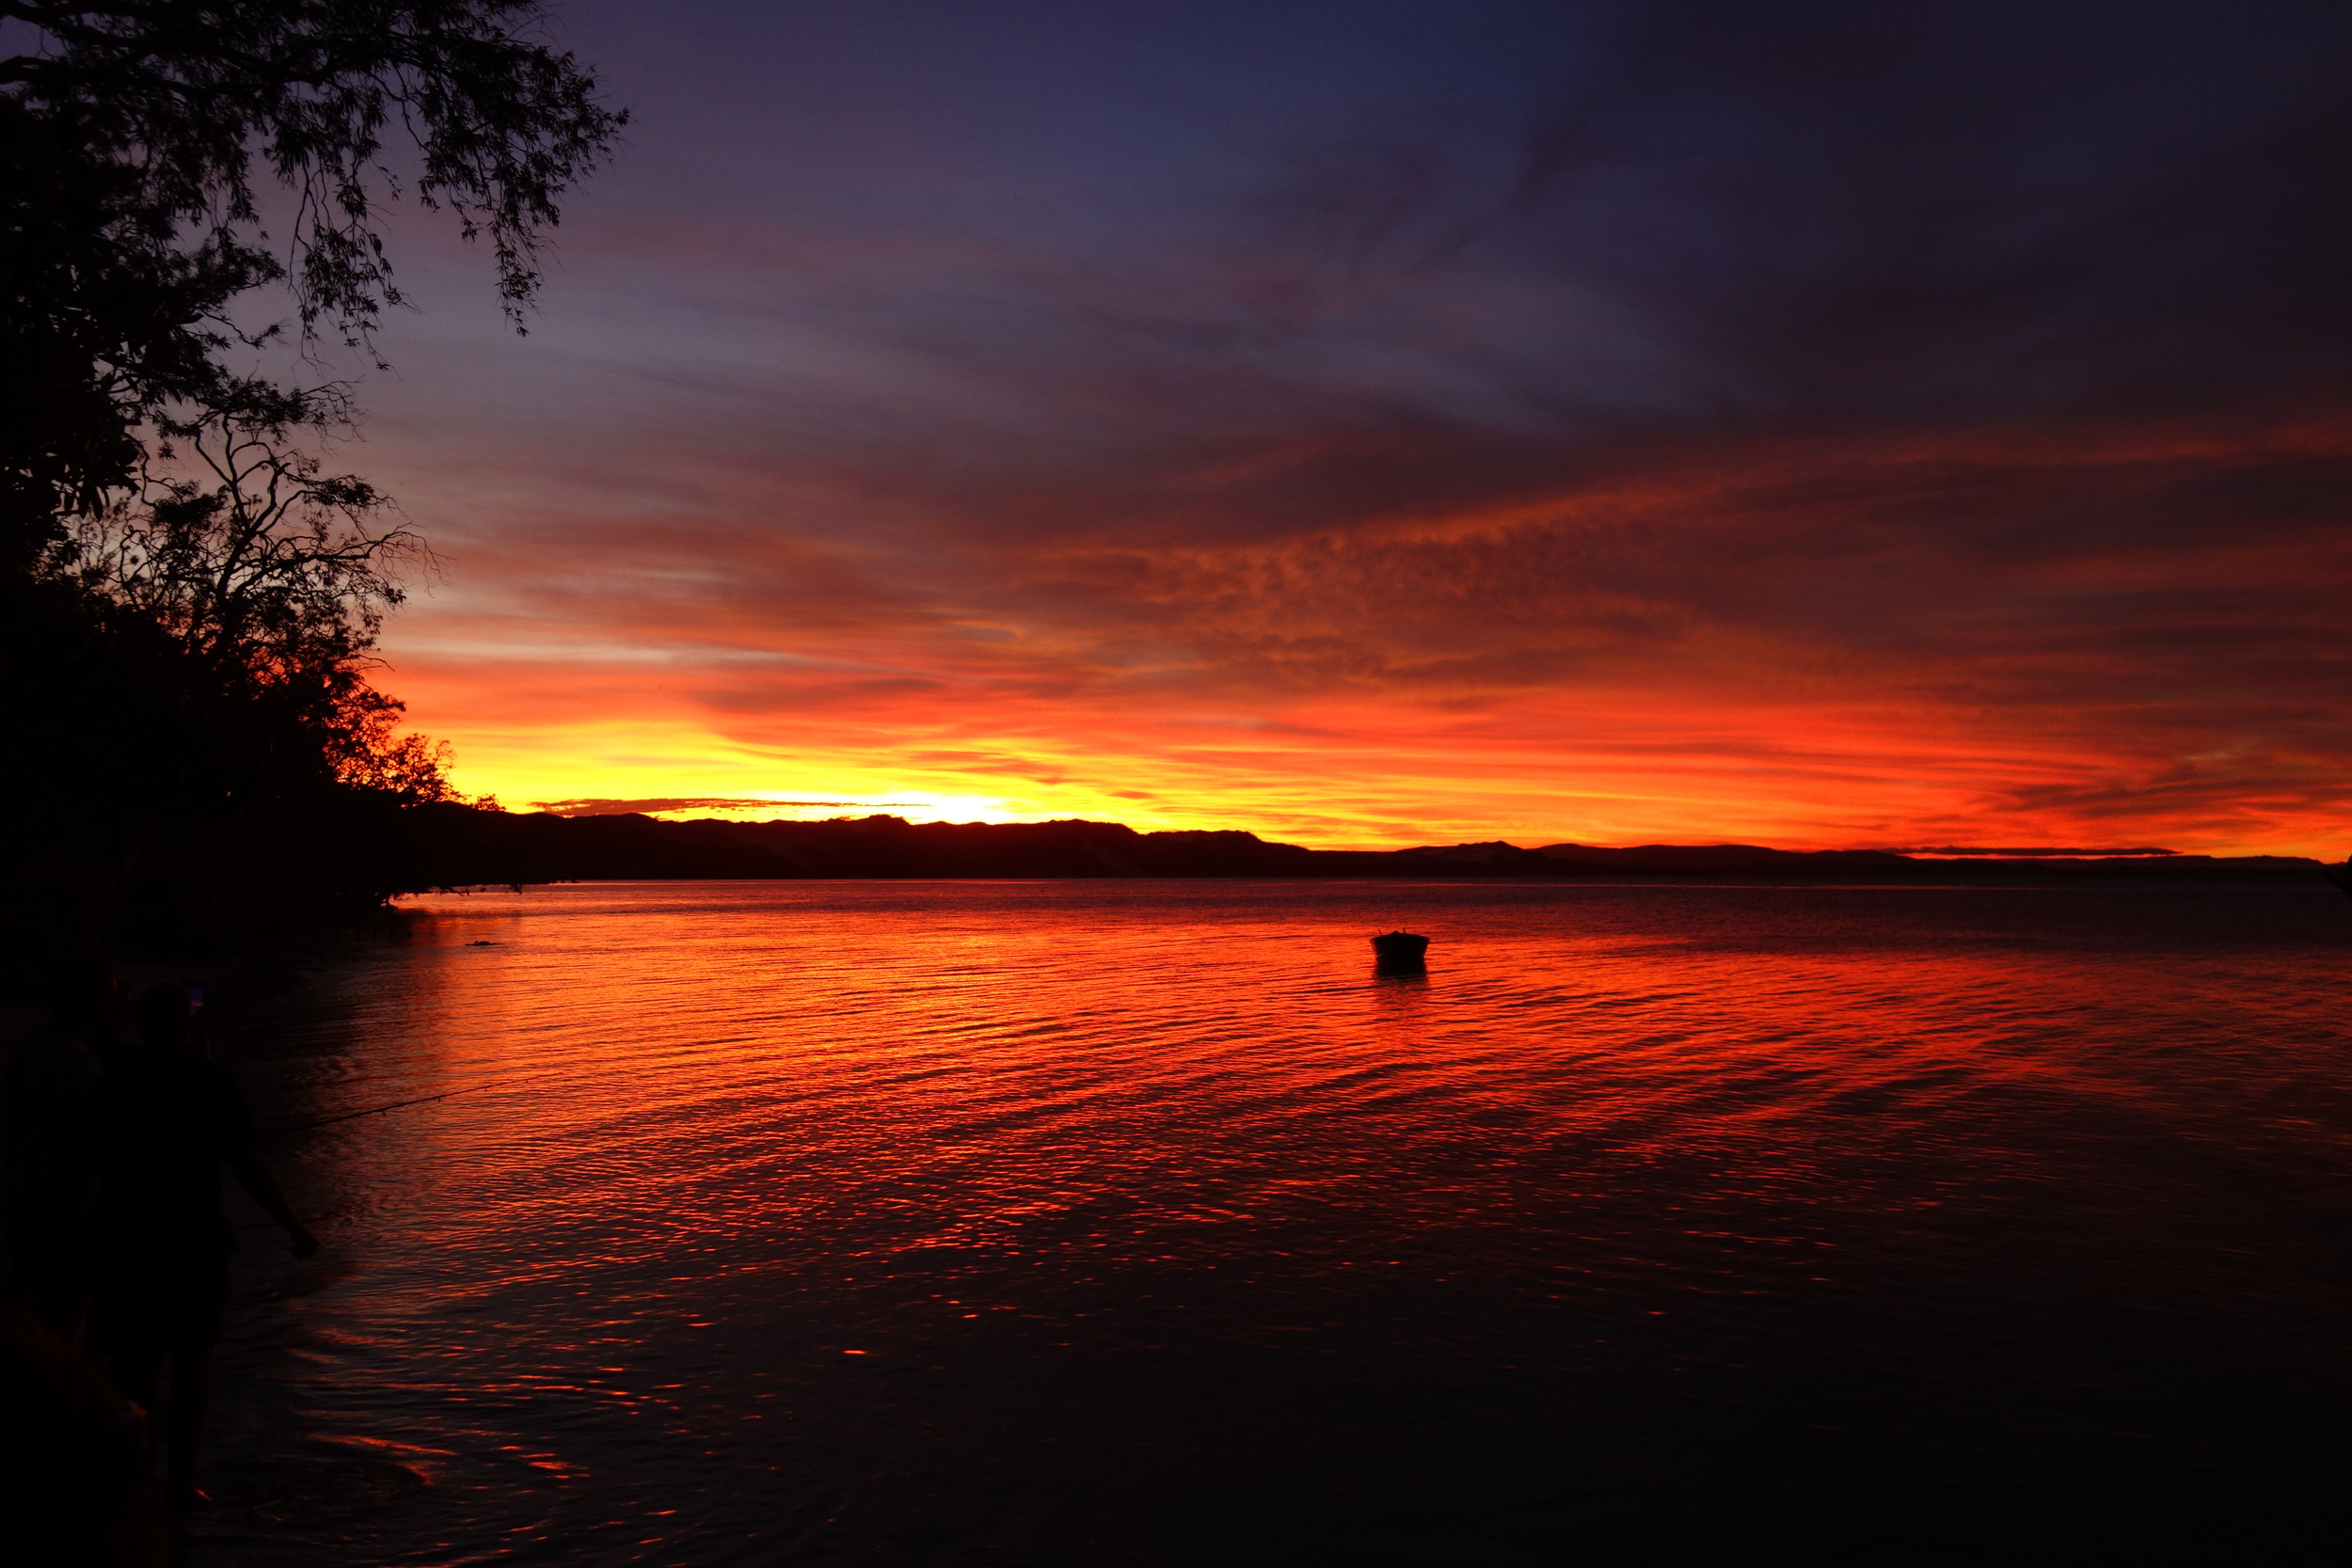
87 984 319 1516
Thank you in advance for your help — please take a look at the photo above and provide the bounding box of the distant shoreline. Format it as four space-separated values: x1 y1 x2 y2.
391 805 2338 890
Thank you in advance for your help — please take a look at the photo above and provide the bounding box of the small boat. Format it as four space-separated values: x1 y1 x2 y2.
1371 930 1431 964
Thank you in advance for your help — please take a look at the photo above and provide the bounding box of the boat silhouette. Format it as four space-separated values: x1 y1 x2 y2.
1371 930 1431 967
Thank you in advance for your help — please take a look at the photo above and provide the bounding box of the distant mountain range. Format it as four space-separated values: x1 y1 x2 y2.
392 804 2334 888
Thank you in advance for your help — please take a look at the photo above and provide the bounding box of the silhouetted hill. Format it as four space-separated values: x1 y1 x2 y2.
1534 842 2324 883
389 806 2330 888
397 808 1343 884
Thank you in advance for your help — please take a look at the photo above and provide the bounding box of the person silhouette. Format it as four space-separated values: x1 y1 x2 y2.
87 984 318 1516
3 957 113 1339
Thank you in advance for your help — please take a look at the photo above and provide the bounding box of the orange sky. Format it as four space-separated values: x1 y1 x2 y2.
368 415 2352 853
346 3 2352 855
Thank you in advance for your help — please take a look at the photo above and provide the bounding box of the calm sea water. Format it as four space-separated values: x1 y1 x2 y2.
197 880 2352 1564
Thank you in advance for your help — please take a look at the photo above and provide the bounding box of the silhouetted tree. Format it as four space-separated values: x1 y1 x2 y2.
1 3 625 959
5 1 624 553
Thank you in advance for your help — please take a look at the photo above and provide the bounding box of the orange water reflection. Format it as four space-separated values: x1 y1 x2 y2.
211 881 2352 1564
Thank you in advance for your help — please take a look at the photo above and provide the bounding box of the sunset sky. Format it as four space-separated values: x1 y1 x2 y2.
342 0 2351 853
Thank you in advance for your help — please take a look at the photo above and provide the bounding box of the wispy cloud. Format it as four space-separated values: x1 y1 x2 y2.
355 0 2352 854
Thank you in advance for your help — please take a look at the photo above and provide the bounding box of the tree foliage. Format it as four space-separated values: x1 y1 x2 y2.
3 0 627 552
1 3 624 957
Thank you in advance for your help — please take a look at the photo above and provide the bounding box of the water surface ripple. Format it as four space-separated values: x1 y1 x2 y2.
201 881 2352 1563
